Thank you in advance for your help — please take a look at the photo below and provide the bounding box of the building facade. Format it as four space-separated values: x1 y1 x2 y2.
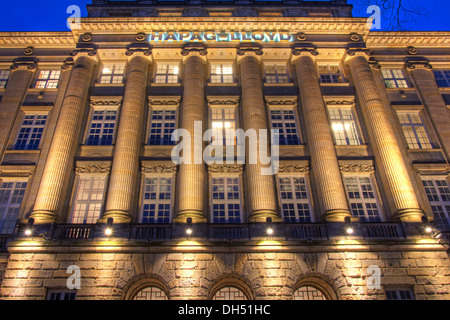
0 0 449 300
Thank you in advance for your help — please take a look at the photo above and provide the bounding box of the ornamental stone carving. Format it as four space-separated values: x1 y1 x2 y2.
207 164 244 174
141 163 178 174
75 164 111 174
339 163 375 173
277 164 310 173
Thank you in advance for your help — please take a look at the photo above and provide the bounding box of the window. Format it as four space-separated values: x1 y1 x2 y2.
422 178 450 231
210 107 237 146
278 176 312 223
210 63 234 84
35 70 61 89
134 287 168 300
270 108 301 145
385 288 414 300
264 63 290 84
293 286 328 300
99 64 125 84
211 177 242 223
0 181 27 234
0 70 11 89
141 176 173 223
397 111 433 149
318 65 344 83
344 176 382 222
13 114 47 150
47 291 76 300
328 107 361 145
433 70 450 87
213 287 248 300
148 108 177 145
382 69 408 88
154 63 179 84
85 109 118 146
70 176 107 224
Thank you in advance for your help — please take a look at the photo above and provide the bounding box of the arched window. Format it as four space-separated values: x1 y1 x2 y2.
133 286 168 300
212 286 248 300
293 286 328 300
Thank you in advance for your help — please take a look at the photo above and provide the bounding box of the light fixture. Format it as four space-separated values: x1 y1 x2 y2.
24 218 34 237
344 216 354 235
421 215 434 235
186 217 193 237
105 218 114 237
266 217 274 236
432 231 442 239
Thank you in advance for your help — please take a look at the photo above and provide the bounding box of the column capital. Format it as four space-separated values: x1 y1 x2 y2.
69 48 99 63
406 60 433 71
290 47 319 62
236 45 263 63
125 44 153 62
344 48 374 62
181 44 208 63
61 58 75 71
10 60 37 72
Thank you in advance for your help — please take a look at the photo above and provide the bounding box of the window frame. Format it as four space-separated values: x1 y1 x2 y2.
396 110 434 150
384 288 415 300
276 174 314 223
433 69 450 88
69 174 108 224
209 105 238 147
381 68 409 89
421 176 450 231
153 62 180 84
139 174 175 224
46 290 77 300
269 106 302 146
327 105 363 146
0 69 11 89
12 112 48 151
343 174 384 222
84 106 119 146
209 63 234 84
318 64 346 84
98 63 125 84
147 105 178 146
0 179 28 235
210 174 243 224
263 62 291 84
34 69 61 89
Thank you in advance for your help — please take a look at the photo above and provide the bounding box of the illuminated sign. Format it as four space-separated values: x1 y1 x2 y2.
148 31 294 43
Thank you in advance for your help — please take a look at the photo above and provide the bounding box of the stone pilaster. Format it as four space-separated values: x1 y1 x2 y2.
173 46 208 223
346 50 423 222
30 50 98 224
291 48 351 222
407 61 450 159
102 50 152 224
0 61 36 163
238 47 279 223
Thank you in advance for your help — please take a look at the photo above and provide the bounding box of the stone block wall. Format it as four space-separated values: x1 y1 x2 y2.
0 250 449 300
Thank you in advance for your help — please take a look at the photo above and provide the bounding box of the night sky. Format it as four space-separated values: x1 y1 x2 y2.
0 0 448 32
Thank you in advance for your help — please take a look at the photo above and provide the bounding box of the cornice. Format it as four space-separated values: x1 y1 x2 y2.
366 32 450 48
0 32 75 48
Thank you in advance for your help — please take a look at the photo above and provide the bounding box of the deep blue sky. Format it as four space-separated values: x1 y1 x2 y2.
0 0 448 32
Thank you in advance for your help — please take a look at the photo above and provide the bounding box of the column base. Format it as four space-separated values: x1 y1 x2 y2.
321 209 352 222
173 210 207 223
29 210 60 224
249 210 282 223
392 208 424 223
99 210 133 224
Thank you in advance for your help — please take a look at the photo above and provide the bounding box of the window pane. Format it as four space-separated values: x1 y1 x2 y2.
211 177 241 223
70 176 106 224
0 182 28 234
344 176 381 222
278 176 312 223
141 177 173 223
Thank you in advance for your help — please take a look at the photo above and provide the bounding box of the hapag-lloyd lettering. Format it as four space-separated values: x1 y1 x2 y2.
149 31 294 42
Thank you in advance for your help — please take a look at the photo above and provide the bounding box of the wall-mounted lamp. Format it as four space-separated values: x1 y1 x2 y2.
186 217 193 237
266 217 274 236
344 216 354 235
105 218 114 237
24 218 34 236
421 216 442 239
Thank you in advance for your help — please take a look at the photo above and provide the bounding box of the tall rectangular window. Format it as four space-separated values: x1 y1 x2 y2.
70 176 107 224
210 107 237 146
211 177 242 223
85 109 118 146
0 181 27 234
141 176 173 223
422 178 450 231
47 291 77 301
318 65 344 83
278 176 312 223
13 114 47 150
382 69 408 88
148 108 177 145
264 63 290 84
385 289 414 300
433 70 450 87
270 108 301 145
99 64 125 84
344 176 382 222
154 63 179 84
328 107 361 145
210 63 234 84
0 70 11 89
397 111 433 149
35 70 61 89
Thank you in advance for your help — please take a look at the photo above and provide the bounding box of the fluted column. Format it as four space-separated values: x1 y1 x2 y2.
346 50 423 222
102 50 152 223
238 47 279 222
174 47 208 223
407 61 450 159
31 50 98 224
291 48 351 222
0 61 36 163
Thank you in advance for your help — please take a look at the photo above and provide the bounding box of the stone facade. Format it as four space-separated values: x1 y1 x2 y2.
0 0 450 300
